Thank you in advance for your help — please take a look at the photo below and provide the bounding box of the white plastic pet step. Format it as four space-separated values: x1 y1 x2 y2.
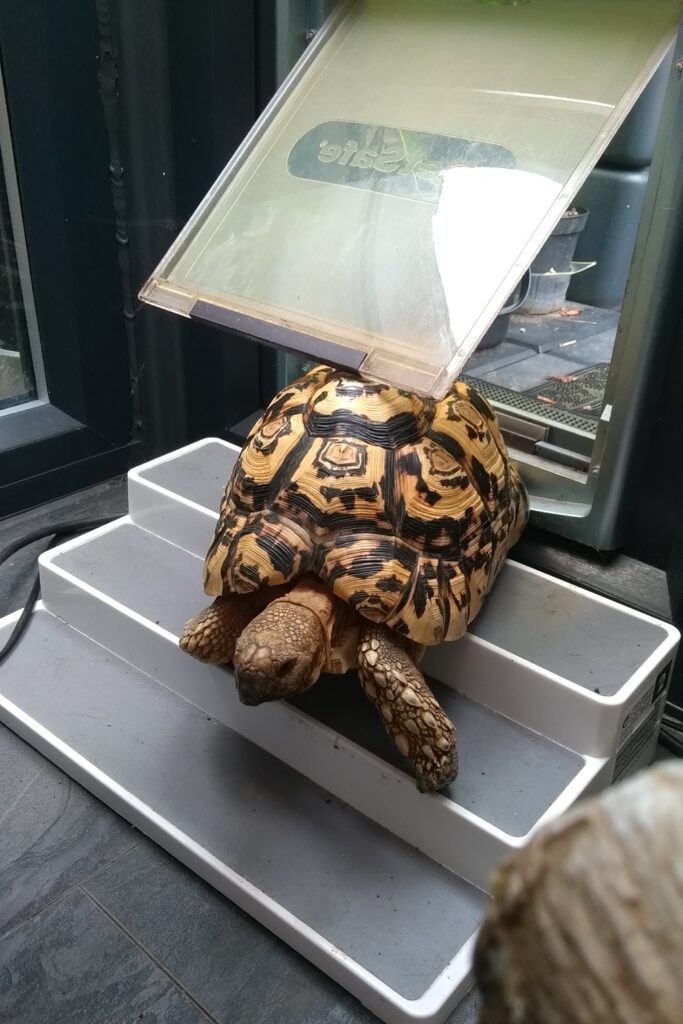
0 436 678 1024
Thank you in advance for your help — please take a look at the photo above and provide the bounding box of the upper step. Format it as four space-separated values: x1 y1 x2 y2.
126 438 679 760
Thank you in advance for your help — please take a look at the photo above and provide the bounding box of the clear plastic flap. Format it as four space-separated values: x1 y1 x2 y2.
140 0 681 397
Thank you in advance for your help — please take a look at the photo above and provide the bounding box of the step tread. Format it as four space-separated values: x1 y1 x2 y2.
135 440 229 512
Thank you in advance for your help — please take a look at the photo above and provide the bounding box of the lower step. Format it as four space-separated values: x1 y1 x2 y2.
0 604 481 1024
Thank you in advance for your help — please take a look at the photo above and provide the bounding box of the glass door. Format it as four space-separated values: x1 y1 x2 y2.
0 68 43 411
140 0 683 549
461 46 673 479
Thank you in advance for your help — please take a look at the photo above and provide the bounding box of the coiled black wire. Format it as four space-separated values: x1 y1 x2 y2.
0 517 119 666
659 705 683 757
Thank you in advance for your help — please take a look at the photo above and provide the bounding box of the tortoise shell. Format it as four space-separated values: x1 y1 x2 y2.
204 365 528 647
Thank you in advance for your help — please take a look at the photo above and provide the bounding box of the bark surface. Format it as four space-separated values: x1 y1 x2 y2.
475 762 683 1024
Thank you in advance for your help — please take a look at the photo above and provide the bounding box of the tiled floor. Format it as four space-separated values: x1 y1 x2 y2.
0 481 482 1023
467 302 618 412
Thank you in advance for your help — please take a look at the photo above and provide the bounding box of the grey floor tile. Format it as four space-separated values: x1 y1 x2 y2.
0 888 211 1024
0 760 138 937
479 353 585 392
85 840 381 1024
466 341 531 375
0 725 44 820
551 330 614 367
222 944 385 1024
447 987 482 1023
507 302 618 356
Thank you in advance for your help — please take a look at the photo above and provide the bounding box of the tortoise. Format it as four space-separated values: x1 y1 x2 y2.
180 364 528 791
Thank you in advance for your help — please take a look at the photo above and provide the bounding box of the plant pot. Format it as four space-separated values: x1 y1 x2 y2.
529 207 589 276
519 207 592 315
478 270 531 350
522 260 596 316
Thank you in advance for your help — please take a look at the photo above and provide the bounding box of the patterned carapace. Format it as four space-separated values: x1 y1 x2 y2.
204 365 528 646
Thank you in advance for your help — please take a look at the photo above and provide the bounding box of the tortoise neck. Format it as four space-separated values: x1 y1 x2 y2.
275 574 335 624
271 575 356 670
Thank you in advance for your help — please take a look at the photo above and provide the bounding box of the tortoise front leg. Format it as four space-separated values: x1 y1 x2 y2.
358 623 457 792
179 592 267 665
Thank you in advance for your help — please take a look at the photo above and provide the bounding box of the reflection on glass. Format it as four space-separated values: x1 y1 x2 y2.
0 91 37 409
457 28 675 467
433 167 561 351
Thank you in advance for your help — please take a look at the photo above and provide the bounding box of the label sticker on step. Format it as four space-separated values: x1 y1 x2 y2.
614 706 659 782
621 663 672 737
651 663 671 704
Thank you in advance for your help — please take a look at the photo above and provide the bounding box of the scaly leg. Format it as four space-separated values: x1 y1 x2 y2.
179 592 269 664
357 622 457 792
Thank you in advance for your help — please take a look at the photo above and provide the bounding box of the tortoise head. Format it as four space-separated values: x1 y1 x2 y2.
233 583 330 704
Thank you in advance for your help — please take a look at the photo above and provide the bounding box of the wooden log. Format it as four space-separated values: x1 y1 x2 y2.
474 761 683 1024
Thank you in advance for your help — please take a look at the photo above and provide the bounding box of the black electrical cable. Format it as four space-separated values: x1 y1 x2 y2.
0 517 120 666
659 701 683 756
659 726 683 758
